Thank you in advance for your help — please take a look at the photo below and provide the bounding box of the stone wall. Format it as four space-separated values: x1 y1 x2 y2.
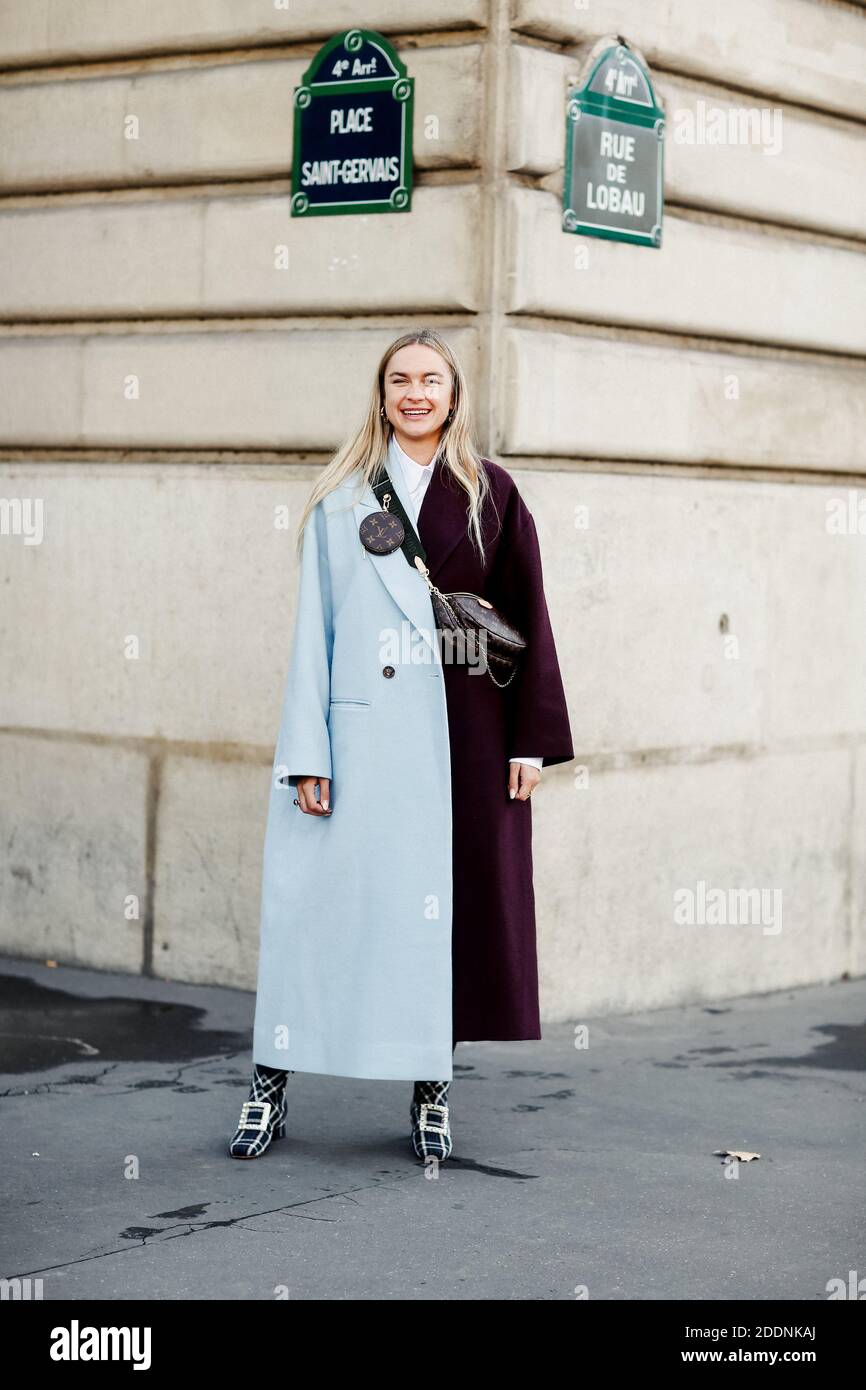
1 1 864 1016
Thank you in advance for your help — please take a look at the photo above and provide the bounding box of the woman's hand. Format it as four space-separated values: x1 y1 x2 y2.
296 776 332 815
508 762 540 802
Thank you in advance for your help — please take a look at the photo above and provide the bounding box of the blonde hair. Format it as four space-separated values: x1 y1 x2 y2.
294 329 491 563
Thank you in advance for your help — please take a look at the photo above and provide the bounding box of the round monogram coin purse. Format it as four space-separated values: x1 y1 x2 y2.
358 492 405 556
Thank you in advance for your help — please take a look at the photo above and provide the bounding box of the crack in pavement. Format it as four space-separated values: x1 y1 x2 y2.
0 1062 120 1097
6 1179 407 1280
0 1054 243 1099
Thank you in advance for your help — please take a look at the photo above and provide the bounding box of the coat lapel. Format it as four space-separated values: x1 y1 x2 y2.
416 451 471 582
352 462 438 659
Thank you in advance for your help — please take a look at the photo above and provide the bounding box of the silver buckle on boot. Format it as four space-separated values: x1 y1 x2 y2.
239 1100 272 1131
418 1103 448 1134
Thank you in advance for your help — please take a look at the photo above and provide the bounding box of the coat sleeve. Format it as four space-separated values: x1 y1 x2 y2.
489 496 575 770
273 501 334 791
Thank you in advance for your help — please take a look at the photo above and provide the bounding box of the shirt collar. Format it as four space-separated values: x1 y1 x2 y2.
388 432 435 486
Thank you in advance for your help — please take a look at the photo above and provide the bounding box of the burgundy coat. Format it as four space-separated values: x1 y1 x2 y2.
416 453 575 1042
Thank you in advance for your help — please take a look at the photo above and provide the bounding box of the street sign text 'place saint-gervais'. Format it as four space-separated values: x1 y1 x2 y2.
564 43 664 247
291 29 414 217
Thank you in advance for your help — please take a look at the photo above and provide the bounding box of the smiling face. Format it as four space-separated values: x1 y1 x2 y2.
382 343 455 456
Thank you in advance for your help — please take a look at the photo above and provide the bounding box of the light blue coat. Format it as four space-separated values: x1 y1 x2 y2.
252 460 454 1080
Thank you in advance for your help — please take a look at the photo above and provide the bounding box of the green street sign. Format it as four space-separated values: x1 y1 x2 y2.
291 29 414 217
563 43 664 248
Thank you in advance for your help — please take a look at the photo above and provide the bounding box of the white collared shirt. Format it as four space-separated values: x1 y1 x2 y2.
387 434 542 775
388 433 435 523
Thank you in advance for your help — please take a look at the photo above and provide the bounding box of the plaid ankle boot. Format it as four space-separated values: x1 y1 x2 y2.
229 1062 291 1159
410 1079 453 1161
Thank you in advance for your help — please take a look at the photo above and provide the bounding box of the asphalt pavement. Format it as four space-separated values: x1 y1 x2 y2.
1 956 863 1301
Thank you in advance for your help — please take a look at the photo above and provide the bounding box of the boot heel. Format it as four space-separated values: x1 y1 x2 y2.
274 1117 286 1140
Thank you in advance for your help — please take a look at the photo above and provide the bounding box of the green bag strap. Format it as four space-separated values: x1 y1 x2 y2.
371 468 429 572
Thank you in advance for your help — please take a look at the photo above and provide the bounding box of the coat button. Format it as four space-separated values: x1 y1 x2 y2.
382 665 395 678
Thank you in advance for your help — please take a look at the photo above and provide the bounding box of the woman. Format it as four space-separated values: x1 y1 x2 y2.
229 329 574 1163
